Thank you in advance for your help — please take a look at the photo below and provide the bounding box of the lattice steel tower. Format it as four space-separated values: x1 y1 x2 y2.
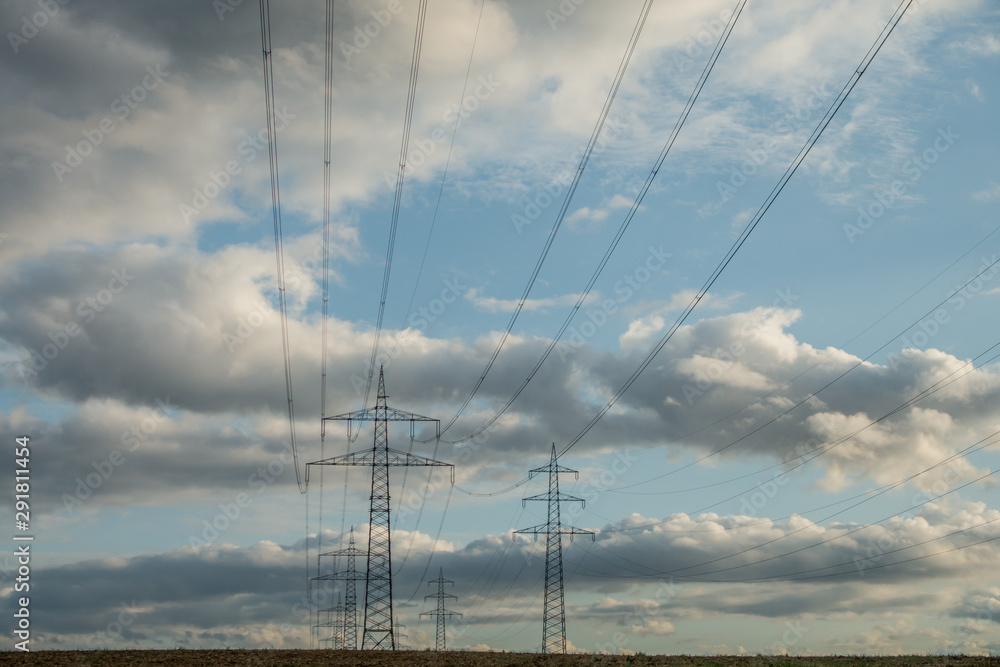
314 592 344 649
514 444 593 654
309 367 453 650
420 567 461 651
313 527 364 649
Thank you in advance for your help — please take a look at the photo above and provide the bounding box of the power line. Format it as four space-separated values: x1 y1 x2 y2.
435 0 748 449
579 466 1000 583
316 0 336 629
557 0 919 460
603 253 1000 497
467 340 1000 614
384 0 487 366
360 0 429 413
581 427 1000 534
452 0 915 499
592 338 1000 534
433 0 656 440
257 0 305 494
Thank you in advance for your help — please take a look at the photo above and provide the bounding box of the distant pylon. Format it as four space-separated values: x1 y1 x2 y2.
315 593 344 649
420 567 461 651
315 527 365 649
393 620 409 650
514 444 594 654
309 367 454 650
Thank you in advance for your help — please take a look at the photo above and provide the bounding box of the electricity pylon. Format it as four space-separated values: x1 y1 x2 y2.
313 527 365 649
315 592 344 649
310 367 453 650
514 444 593 654
420 567 461 650
393 620 409 650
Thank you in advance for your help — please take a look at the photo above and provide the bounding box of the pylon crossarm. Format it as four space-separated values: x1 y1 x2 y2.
425 592 458 601
560 527 596 542
319 548 366 558
308 450 380 467
309 448 455 483
324 406 439 423
421 610 462 617
528 465 579 479
324 408 441 439
513 524 548 537
522 491 585 504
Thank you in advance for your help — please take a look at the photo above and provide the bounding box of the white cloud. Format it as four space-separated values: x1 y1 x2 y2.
973 182 1000 202
463 286 588 313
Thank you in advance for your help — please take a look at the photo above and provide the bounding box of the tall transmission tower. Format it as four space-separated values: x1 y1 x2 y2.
514 444 593 654
420 567 461 651
309 367 454 650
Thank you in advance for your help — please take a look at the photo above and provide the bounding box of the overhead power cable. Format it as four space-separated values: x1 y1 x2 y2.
454 0 917 500
359 0 429 413
432 0 656 439
384 0 487 366
434 0 748 448
389 0 487 572
578 525 1000 584
258 0 306 494
557 0 918 460
316 0 336 610
582 466 1000 583
580 428 1000 534
592 337 1000 534
603 251 1000 496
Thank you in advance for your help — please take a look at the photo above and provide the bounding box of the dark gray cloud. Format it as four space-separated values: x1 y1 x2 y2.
5 498 997 649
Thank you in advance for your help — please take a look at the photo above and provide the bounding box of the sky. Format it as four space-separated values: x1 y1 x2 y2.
1 0 1000 656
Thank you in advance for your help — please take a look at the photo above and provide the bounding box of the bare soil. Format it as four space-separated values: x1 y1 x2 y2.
0 651 998 667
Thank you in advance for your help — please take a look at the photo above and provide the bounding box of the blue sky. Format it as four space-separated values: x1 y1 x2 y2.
2 0 1000 655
